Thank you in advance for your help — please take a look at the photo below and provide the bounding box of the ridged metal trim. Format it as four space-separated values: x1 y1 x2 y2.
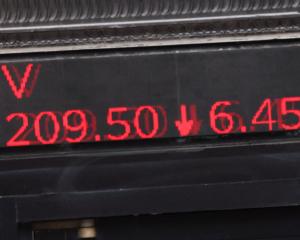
0 0 299 27
0 0 299 52
0 16 299 52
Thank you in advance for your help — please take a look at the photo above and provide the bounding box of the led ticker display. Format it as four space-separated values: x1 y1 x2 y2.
1 44 300 147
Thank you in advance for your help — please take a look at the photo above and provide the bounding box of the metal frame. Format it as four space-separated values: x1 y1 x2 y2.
0 0 300 53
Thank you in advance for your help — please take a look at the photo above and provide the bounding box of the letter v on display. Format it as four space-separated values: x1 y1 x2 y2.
1 64 41 100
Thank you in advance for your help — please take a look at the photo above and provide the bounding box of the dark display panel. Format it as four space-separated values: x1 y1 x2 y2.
0 43 300 148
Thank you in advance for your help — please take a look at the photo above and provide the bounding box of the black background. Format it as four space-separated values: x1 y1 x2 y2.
0 42 300 240
0 42 299 147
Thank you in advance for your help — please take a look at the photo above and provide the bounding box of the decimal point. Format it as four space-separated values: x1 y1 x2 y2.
241 126 247 133
95 134 101 142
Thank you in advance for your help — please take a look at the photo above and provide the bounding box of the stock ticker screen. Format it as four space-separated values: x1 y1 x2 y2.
0 44 299 148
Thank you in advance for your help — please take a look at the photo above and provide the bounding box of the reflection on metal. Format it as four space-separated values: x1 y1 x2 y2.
78 228 97 239
78 220 96 239
33 219 97 239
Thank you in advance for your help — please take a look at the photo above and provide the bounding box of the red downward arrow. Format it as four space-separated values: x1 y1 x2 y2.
175 104 194 137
